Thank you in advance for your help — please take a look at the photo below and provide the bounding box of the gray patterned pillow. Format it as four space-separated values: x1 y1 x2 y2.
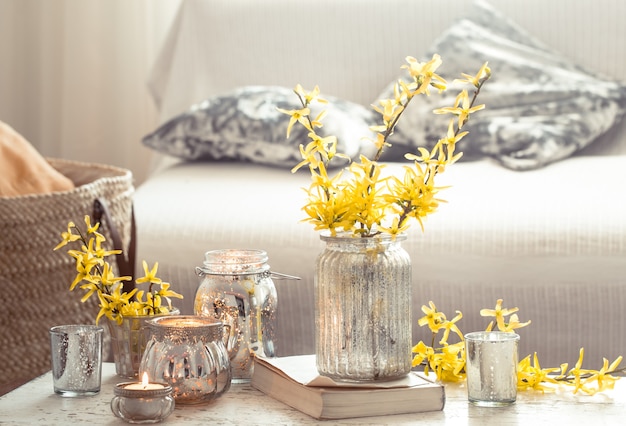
379 0 626 170
142 86 377 168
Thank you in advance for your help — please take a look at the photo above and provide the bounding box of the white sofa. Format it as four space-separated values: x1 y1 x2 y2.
134 0 626 369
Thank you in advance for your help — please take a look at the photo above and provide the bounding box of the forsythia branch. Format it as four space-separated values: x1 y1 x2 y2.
279 54 491 237
413 299 623 395
55 215 183 325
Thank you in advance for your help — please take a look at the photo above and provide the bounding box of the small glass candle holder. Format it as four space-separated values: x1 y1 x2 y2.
111 375 175 424
140 315 232 404
465 331 520 407
49 324 103 397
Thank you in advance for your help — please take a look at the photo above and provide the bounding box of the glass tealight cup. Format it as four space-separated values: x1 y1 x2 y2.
49 324 103 397
465 331 520 407
111 380 174 423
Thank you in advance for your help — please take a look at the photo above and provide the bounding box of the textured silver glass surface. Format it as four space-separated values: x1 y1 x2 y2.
465 331 520 407
194 249 277 383
106 308 180 379
140 316 232 404
49 324 103 397
111 382 174 424
315 233 412 382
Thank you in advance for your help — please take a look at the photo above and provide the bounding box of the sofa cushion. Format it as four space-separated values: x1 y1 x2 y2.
379 0 626 170
142 85 378 168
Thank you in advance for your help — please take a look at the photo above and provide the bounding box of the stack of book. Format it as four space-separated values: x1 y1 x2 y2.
251 355 445 420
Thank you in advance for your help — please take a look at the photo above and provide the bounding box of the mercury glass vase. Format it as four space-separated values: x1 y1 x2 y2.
106 308 180 378
315 233 412 382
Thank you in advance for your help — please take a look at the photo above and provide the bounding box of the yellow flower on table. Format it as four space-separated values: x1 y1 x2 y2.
517 353 561 393
417 301 446 332
584 356 623 394
411 341 434 370
480 298 527 332
434 342 466 382
438 310 463 345
413 299 623 394
500 313 532 332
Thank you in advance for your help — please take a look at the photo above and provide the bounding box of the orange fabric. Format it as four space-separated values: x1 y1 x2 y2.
0 121 74 197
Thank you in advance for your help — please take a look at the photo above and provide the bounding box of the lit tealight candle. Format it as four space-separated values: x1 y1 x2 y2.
111 372 174 423
124 372 165 390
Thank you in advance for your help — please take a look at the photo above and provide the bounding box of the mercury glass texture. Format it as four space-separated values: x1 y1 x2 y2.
140 316 231 404
194 249 277 382
107 308 180 378
49 325 103 396
111 382 175 424
465 331 520 407
315 233 412 382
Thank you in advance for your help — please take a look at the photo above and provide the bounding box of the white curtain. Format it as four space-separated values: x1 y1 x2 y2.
0 0 181 184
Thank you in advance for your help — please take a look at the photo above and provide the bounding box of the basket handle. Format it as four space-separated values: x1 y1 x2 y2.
93 198 136 293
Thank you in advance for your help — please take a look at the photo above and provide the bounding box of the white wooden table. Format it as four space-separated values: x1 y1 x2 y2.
0 363 624 425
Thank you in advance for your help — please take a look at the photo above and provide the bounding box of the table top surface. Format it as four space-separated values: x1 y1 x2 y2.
0 362 625 425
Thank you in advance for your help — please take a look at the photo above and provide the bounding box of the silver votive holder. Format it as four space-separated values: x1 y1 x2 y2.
465 331 520 407
50 324 103 397
140 315 232 404
111 380 175 424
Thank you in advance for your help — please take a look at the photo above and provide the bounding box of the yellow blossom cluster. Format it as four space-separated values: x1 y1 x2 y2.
518 349 623 395
279 55 490 237
54 216 183 325
412 301 466 382
412 299 623 394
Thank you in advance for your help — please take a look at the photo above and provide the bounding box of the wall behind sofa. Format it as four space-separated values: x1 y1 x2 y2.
0 0 180 185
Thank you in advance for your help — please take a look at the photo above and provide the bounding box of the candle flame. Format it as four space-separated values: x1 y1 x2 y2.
141 372 150 389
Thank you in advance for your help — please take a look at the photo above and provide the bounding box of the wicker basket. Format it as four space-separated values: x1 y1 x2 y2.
0 158 134 390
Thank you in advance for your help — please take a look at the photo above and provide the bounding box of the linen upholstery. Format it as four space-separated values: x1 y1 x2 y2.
135 157 626 368
135 0 626 369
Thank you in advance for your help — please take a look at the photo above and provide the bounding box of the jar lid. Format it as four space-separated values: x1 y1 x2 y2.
199 248 270 275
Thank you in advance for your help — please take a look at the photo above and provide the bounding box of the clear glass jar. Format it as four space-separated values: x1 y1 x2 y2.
194 249 278 382
316 233 412 382
139 315 232 405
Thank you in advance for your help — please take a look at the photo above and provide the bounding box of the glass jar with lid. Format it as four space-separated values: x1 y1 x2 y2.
194 249 287 382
